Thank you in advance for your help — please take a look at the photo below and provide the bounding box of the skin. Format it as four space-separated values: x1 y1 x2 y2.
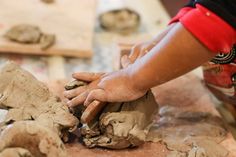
64 22 215 115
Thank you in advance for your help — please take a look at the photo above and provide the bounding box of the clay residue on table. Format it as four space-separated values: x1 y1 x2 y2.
147 105 229 157
0 62 79 156
4 24 56 50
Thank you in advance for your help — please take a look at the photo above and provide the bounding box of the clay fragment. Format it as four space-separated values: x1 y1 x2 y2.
99 8 140 35
65 80 88 90
0 148 33 157
41 0 54 4
4 24 41 43
4 24 56 50
40 34 56 50
0 121 66 157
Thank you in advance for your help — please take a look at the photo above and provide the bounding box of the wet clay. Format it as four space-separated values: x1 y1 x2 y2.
81 91 158 149
147 105 228 157
99 8 140 35
0 62 79 156
4 24 56 50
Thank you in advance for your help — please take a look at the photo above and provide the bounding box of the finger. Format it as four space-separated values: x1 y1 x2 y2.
139 47 149 58
121 55 131 68
84 89 107 107
66 92 88 107
72 72 104 82
81 101 106 124
63 86 87 99
128 44 142 63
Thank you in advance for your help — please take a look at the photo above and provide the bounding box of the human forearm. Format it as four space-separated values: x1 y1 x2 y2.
128 23 216 91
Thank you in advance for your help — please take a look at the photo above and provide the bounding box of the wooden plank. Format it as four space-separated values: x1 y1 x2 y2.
0 0 96 58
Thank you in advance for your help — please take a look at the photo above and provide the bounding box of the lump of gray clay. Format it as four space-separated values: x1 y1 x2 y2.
99 8 140 35
4 24 42 43
80 91 159 149
0 62 80 156
4 24 56 50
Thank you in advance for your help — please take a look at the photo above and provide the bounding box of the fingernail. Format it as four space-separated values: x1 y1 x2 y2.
84 102 89 107
67 101 72 107
63 91 68 96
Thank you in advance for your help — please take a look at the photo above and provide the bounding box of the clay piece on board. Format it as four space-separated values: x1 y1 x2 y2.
4 24 56 50
40 34 56 50
4 24 41 43
99 8 140 35
0 147 33 157
0 62 79 156
147 105 229 157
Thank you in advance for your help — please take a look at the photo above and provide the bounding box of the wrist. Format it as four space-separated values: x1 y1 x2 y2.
124 65 149 94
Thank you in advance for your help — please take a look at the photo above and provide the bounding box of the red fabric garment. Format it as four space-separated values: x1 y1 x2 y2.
169 7 194 24
169 4 236 53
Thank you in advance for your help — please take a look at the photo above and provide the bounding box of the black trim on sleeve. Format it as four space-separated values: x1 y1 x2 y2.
184 0 236 29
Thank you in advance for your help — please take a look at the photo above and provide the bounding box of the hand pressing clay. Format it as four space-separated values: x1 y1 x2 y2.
0 148 33 157
0 62 79 138
0 121 66 157
4 24 56 50
99 8 140 35
65 79 158 149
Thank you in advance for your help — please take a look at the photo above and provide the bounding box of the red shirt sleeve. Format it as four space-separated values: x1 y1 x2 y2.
169 4 236 53
169 7 194 25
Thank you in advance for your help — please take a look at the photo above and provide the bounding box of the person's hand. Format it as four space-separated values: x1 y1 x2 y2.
121 41 156 68
63 69 147 107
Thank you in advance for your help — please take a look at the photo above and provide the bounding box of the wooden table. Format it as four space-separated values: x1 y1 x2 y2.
62 74 236 157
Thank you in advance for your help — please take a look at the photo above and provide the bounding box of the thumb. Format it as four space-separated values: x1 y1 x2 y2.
72 72 104 82
121 55 131 68
84 89 107 106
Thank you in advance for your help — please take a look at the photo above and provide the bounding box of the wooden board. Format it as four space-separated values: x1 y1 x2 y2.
0 0 96 58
